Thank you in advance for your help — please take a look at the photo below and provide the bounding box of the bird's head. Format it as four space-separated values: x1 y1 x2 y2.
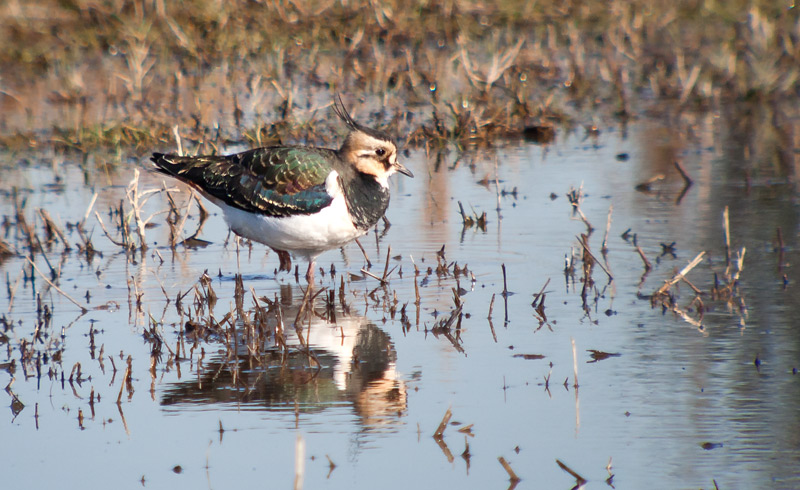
333 96 413 186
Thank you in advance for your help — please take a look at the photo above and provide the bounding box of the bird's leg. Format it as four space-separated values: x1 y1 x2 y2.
305 261 315 285
354 238 372 268
275 249 292 272
296 260 316 322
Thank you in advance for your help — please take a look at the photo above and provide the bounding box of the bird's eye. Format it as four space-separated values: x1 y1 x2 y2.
375 148 386 157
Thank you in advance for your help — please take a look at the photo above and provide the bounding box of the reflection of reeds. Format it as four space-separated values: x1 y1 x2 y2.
647 206 750 331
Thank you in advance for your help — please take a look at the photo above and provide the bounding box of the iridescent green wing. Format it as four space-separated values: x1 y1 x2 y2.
152 147 336 217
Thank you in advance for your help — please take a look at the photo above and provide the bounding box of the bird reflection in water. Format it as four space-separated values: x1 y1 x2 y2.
160 284 407 432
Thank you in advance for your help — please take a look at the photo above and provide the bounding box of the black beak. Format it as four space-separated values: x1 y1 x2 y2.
393 161 413 178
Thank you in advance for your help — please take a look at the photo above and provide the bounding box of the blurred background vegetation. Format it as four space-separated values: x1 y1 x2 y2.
0 0 797 154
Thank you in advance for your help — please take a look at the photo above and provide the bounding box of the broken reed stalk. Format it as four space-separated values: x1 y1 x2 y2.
458 201 473 227
575 235 613 281
116 363 131 404
172 190 196 245
94 211 127 248
487 293 497 342
635 243 652 272
32 233 57 278
128 177 149 249
654 251 706 296
531 278 550 309
38 208 70 249
81 192 99 227
498 457 521 483
681 276 703 295
601 204 613 255
0 236 13 257
433 407 453 439
26 257 88 313
574 205 594 233
731 247 746 284
556 459 587 485
381 245 392 282
723 206 731 277
413 264 421 305
294 433 305 490
6 267 23 312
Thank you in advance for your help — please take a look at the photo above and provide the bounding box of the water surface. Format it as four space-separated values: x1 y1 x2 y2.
2 118 799 489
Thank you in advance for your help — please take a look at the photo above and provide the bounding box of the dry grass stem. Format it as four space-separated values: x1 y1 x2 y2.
25 257 88 313
556 459 587 486
654 251 706 296
498 456 521 483
433 407 453 439
723 206 732 276
576 235 613 282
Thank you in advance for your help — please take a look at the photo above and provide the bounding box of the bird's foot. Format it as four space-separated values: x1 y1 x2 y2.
275 249 292 273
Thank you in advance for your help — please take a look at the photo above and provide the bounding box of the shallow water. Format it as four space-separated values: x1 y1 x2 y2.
2 117 799 489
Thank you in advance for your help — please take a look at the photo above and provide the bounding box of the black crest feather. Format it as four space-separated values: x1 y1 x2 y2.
332 93 393 143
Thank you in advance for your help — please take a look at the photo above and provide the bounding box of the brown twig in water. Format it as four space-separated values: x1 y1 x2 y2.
433 407 452 439
32 234 57 278
6 266 23 312
681 276 703 295
458 201 473 227
498 457 521 483
556 459 587 485
38 208 70 249
575 235 613 282
501 263 509 297
413 261 421 306
116 363 131 404
434 433 455 464
568 185 595 233
26 257 88 313
487 293 497 342
654 251 706 296
94 211 128 248
531 278 550 308
634 237 652 273
500 263 510 323
601 204 613 255
723 206 731 278
381 245 392 282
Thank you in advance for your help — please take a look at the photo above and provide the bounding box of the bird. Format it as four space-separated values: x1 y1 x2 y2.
150 96 413 289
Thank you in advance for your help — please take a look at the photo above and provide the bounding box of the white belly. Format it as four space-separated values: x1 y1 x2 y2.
219 193 364 260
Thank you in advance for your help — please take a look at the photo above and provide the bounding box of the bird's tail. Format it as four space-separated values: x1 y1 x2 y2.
150 152 184 176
